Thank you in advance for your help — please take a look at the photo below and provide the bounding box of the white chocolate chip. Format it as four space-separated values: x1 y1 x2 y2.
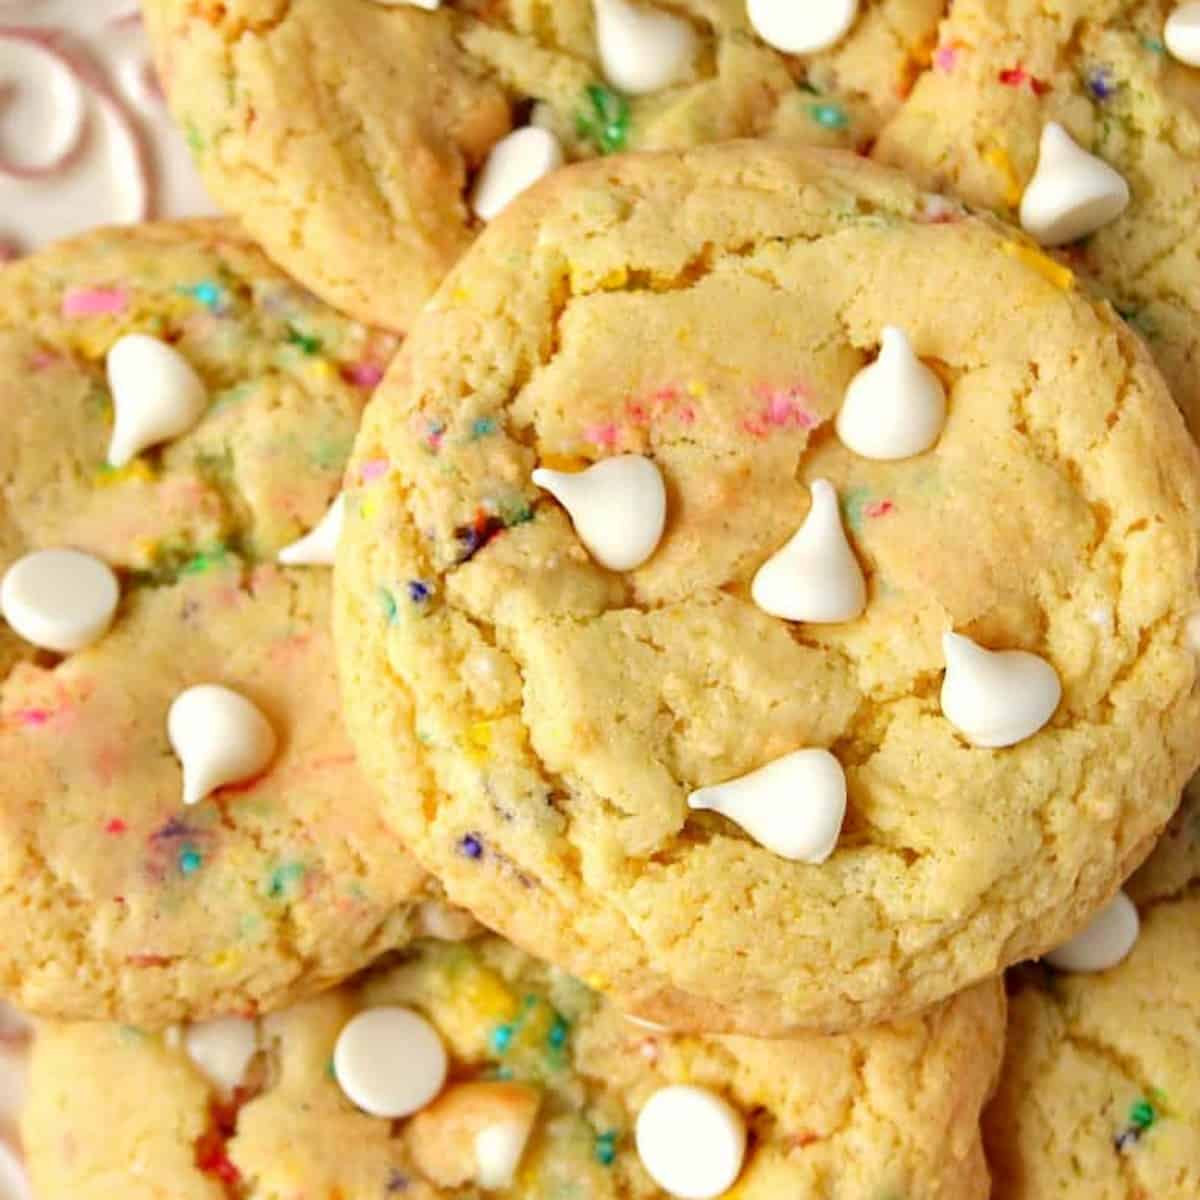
688 748 846 863
593 0 697 96
474 1121 533 1189
105 334 207 467
0 548 119 653
0 1144 28 1200
940 632 1061 749
837 327 947 461
1165 3 1200 65
746 0 859 53
532 455 666 572
1044 891 1139 973
1019 122 1130 246
167 684 278 807
635 1085 746 1200
277 494 346 566
751 479 866 623
471 127 564 222
183 1017 259 1096
334 1007 447 1119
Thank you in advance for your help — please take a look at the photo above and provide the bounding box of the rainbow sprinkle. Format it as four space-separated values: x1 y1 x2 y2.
576 84 631 154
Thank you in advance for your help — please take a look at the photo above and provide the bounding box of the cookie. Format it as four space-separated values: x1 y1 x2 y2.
334 141 1200 1036
873 0 1200 434
983 789 1200 1198
142 0 945 329
0 220 430 1023
23 932 1005 1200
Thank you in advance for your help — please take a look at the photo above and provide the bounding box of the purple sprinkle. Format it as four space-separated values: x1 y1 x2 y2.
458 833 484 860
407 580 431 603
1088 69 1116 100
151 817 194 842
386 1169 410 1192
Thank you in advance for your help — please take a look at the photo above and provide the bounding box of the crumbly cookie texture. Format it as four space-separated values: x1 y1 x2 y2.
335 141 1200 1036
984 791 1200 1198
142 0 945 329
23 934 1005 1200
873 0 1200 434
0 221 427 1024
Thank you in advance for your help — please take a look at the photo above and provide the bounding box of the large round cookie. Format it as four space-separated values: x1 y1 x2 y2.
873 0 1200 435
335 141 1200 1036
984 787 1200 1198
0 221 428 1023
24 932 1005 1200
142 0 945 329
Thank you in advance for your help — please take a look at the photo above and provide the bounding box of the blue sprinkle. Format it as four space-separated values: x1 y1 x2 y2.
470 416 498 440
547 1015 569 1050
184 281 223 311
810 102 849 130
406 580 431 603
179 847 203 875
459 833 484 860
491 1024 514 1054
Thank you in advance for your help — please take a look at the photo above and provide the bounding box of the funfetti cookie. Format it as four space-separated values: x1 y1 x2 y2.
0 220 435 1024
334 141 1200 1037
984 785 1200 1198
141 0 946 330
23 932 1005 1200
873 0 1200 435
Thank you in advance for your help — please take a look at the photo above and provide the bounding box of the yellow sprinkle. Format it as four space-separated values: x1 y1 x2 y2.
451 287 470 304
359 496 378 520
1001 241 1076 290
308 358 334 380
208 947 243 971
584 972 609 991
464 721 494 764
982 142 1023 207
93 458 156 487
596 266 629 290
686 380 706 397
462 967 518 1021
130 538 159 568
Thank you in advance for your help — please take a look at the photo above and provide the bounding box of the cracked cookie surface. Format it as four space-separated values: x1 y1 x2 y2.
0 221 427 1023
142 0 945 329
335 142 1200 1035
872 0 1200 436
984 788 1200 1198
23 932 1004 1200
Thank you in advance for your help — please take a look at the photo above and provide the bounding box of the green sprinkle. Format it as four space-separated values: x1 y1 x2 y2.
326 1057 337 1080
1129 1099 1156 1130
180 544 229 576
179 847 203 875
810 102 849 130
267 862 306 899
1141 36 1166 54
841 486 871 533
379 587 399 624
498 497 535 528
576 84 631 154
491 1024 514 1054
185 121 205 153
285 325 323 355
547 1014 569 1050
594 1131 618 1166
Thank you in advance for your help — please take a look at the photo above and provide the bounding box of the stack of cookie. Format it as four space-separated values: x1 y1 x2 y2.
3 2 1200 1197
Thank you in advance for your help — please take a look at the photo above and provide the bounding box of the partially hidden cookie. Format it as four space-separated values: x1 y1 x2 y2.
335 141 1200 1036
873 0 1200 434
0 220 429 1023
142 0 946 329
984 787 1200 1198
23 931 1005 1200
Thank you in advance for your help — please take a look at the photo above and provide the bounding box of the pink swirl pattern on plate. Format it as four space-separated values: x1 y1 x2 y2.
0 0 215 256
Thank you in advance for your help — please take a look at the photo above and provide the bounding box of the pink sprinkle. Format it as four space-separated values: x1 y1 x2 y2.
359 457 389 483
28 349 59 371
340 361 386 390
627 400 651 425
584 423 620 448
15 709 52 727
864 499 896 519
61 286 129 318
105 819 128 835
934 45 958 71
676 405 696 424
652 385 680 404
